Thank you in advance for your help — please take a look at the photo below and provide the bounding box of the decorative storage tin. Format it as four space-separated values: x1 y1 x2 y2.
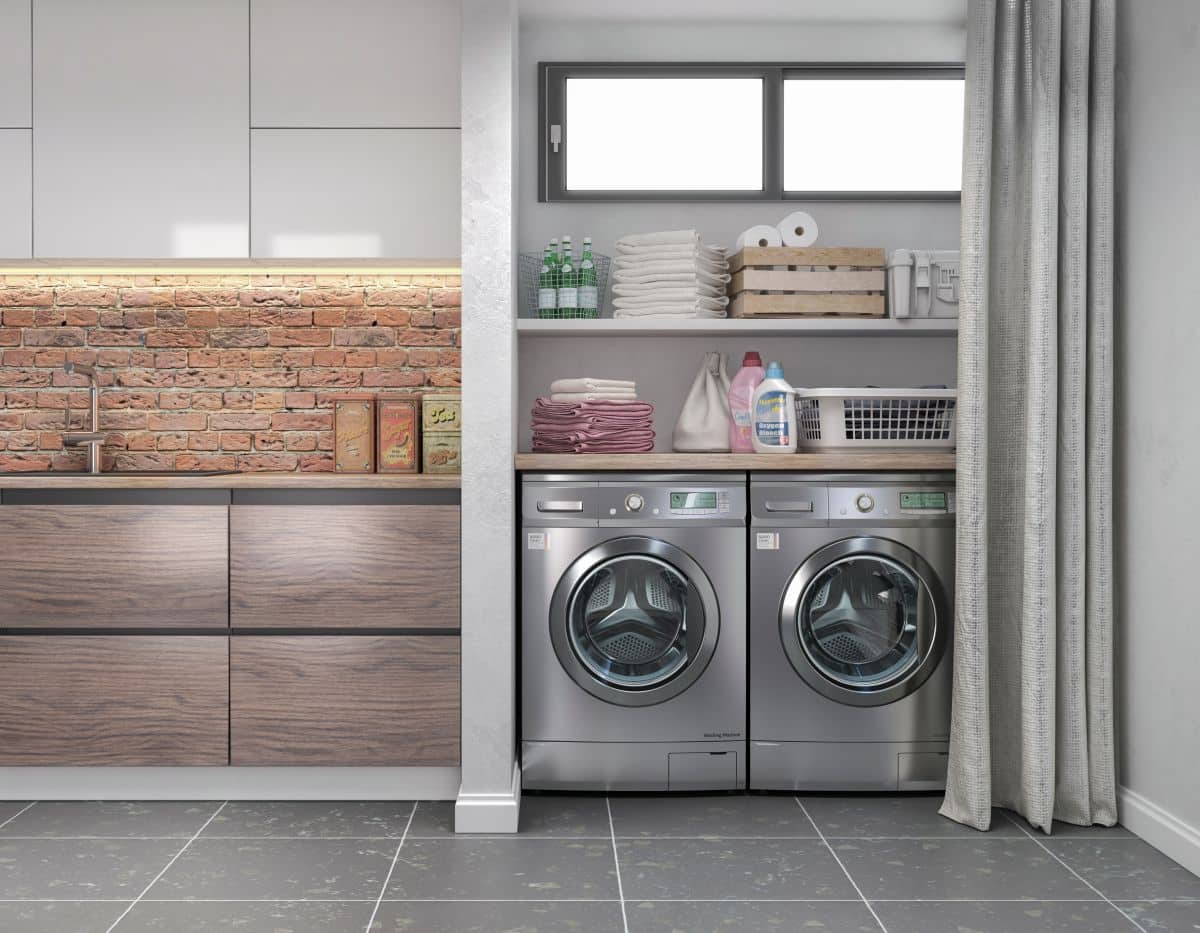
728 246 886 318
333 394 376 473
886 249 961 318
422 432 462 473
376 396 421 473
421 392 462 434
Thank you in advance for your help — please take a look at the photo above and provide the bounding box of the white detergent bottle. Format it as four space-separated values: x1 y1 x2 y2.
751 361 798 453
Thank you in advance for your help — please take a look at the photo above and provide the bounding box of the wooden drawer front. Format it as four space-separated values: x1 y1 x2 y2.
230 505 459 630
0 636 229 766
231 636 460 766
0 506 228 629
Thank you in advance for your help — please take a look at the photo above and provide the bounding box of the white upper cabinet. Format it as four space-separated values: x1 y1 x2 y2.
0 131 32 258
251 0 461 128
251 129 460 260
33 0 249 258
0 0 31 128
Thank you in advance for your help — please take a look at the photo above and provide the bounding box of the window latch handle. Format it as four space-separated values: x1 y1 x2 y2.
550 124 562 154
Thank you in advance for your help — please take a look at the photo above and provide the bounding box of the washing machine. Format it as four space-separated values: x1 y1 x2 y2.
521 473 746 791
750 473 954 791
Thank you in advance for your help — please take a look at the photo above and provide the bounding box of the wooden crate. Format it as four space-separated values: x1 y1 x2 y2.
728 246 886 318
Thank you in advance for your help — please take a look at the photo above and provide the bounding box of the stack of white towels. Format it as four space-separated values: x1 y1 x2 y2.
546 377 637 403
612 230 730 319
531 378 655 454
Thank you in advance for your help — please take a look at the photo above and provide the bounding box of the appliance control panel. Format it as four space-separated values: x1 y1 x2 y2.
595 484 745 522
828 486 955 520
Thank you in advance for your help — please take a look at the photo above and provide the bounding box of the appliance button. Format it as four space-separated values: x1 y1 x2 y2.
856 494 875 513
625 493 645 512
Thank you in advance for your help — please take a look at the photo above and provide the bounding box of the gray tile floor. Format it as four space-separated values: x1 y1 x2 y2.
0 795 1196 932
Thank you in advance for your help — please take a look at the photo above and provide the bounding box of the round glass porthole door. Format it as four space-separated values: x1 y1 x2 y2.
550 537 720 708
780 537 948 708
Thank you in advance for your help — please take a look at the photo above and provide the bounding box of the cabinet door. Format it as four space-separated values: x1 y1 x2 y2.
231 635 459 766
250 129 460 259
0 0 31 127
0 636 229 765
33 0 248 258
0 506 229 629
251 0 460 128
230 504 459 630
0 130 31 258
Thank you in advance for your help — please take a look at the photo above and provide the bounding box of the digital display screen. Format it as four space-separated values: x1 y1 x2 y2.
671 491 718 510
901 492 947 510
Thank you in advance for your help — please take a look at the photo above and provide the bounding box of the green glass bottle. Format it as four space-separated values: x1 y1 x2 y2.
557 235 578 315
537 246 556 317
578 236 598 317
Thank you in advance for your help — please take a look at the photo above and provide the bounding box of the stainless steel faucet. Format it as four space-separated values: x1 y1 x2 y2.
63 361 106 474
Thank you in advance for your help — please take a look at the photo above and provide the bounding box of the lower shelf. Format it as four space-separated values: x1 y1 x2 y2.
515 451 956 472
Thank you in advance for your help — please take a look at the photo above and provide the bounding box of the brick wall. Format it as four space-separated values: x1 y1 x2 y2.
0 271 461 472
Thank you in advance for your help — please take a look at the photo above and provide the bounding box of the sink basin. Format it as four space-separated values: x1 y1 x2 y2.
0 470 238 477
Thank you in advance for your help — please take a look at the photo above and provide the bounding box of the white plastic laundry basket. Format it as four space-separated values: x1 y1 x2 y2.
794 388 957 449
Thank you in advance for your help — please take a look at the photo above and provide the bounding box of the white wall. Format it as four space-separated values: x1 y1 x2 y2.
1114 0 1200 874
516 18 965 450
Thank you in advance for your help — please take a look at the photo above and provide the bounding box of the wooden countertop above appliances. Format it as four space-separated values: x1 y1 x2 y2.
514 452 956 472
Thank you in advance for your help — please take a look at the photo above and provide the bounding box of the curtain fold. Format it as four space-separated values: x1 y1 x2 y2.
940 0 1117 833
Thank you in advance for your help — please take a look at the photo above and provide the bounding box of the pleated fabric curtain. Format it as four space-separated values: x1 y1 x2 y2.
940 0 1118 832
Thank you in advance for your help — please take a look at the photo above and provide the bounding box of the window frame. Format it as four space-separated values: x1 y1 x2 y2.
538 61 965 203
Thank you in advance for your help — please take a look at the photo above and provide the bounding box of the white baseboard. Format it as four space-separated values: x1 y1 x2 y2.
454 760 521 833
1119 784 1200 877
0 767 461 801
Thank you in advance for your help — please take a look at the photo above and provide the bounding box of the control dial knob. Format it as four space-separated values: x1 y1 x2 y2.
855 493 875 513
625 493 645 512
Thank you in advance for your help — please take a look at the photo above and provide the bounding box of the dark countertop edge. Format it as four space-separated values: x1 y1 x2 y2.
0 473 461 490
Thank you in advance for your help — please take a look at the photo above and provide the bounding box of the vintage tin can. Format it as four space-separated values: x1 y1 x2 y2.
422 431 462 474
333 394 376 473
376 395 421 473
421 392 462 434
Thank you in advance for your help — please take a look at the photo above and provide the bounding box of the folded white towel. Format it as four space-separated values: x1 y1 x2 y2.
616 243 727 259
613 268 731 286
615 250 729 274
615 229 702 249
550 391 639 402
549 378 637 394
613 294 728 311
612 307 727 319
613 283 726 300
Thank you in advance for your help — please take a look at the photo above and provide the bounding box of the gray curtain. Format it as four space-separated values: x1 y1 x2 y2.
940 0 1117 833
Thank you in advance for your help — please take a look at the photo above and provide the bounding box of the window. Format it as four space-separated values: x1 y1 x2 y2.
539 63 964 202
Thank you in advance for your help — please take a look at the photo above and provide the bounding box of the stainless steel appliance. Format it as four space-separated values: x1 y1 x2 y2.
521 473 747 791
750 473 955 791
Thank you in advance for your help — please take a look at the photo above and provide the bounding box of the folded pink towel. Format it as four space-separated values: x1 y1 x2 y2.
532 397 656 453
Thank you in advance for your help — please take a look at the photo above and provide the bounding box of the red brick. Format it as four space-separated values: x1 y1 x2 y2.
111 452 174 471
153 350 188 368
240 288 300 307
129 350 155 367
176 287 239 307
428 370 462 387
237 453 299 471
38 432 63 450
186 349 221 368
99 391 157 410
280 350 314 368
3 349 37 366
253 391 285 410
173 370 237 388
434 310 461 327
431 288 461 308
209 328 267 348
186 309 220 328
254 432 285 451
187 434 221 451
34 308 67 326
366 287 428 307
25 410 66 430
284 433 318 451
344 308 376 326
25 327 86 347
5 390 38 407
158 392 192 410
218 309 250 326
410 310 434 327
236 371 298 388
312 308 346 326
33 348 67 367
268 328 331 347
148 412 207 431
116 370 174 388
145 329 206 348
0 411 23 430
222 390 254 410
98 411 149 430
6 431 40 450
344 349 377 367
298 453 334 472
285 391 317 409
0 454 52 471
220 350 253 368
156 432 189 451
176 454 237 472
56 287 117 306
362 368 426 388
279 309 313 326
89 329 144 346
406 348 439 367
4 309 37 326
396 328 452 346
122 310 157 328
0 288 53 308
64 309 100 327
0 369 52 388
439 349 461 366
209 412 270 431
120 287 175 308
271 412 332 431
375 308 411 326
221 432 252 451
96 349 132 367
300 288 363 307
312 349 345 366
297 369 361 388
155 309 187 327
334 327 393 347
191 392 225 411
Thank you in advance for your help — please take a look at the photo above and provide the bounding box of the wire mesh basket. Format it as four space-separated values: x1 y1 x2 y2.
519 252 611 319
794 388 957 449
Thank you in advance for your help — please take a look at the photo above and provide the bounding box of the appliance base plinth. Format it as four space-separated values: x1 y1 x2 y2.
750 740 948 792
523 739 746 792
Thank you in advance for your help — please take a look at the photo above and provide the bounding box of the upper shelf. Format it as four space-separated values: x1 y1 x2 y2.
516 318 958 337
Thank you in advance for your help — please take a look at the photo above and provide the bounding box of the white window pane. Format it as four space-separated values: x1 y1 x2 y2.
565 78 763 191
784 79 964 192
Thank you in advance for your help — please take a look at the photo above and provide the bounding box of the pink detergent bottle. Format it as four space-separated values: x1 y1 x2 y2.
728 351 765 452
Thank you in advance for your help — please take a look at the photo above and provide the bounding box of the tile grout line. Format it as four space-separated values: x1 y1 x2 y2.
0 801 37 833
1001 812 1149 933
363 800 418 933
795 798 889 933
606 796 630 933
105 800 228 933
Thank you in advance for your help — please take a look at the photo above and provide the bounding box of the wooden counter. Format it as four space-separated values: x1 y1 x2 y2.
515 452 956 472
0 472 460 490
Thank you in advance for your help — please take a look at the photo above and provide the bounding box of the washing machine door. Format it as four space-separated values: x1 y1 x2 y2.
549 536 720 708
780 536 949 708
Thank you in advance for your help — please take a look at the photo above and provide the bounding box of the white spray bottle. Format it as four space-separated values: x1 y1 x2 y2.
751 361 798 453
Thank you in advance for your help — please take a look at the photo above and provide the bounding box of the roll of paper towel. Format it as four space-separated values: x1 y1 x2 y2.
777 211 819 247
735 224 784 251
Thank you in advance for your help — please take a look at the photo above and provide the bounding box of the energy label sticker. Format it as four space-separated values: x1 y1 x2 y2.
527 532 547 550
756 532 780 550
